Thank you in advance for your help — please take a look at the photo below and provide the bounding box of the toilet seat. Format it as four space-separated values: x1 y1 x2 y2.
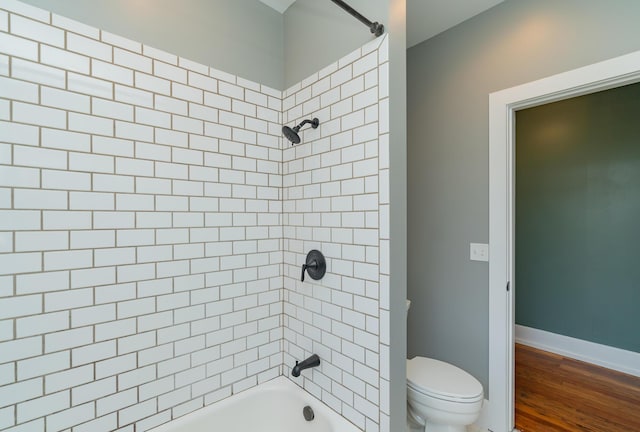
407 357 483 403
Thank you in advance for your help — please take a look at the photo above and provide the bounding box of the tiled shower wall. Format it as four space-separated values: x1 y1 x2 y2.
0 1 285 431
282 37 390 431
0 2 392 432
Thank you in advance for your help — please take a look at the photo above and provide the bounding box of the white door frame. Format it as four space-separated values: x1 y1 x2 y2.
488 49 640 432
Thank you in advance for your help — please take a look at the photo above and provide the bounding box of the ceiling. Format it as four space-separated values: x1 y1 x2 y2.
259 0 504 48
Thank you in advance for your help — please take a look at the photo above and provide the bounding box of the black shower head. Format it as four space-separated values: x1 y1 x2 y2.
282 125 301 144
282 118 319 145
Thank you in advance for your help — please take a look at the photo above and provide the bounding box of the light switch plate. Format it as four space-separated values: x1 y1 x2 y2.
470 243 489 262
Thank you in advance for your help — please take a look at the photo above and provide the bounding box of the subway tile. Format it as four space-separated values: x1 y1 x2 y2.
0 252 41 276
15 231 68 251
0 32 38 61
0 76 38 103
69 191 114 210
71 266 116 288
95 318 136 341
0 336 41 363
115 84 154 108
14 145 67 170
44 289 93 312
52 13 99 38
44 249 93 271
0 100 8 120
44 326 93 353
96 388 137 416
3 0 50 22
13 102 66 128
43 210 91 230
95 354 136 380
102 30 141 52
46 402 95 432
0 377 42 408
157 128 189 148
135 71 171 95
92 59 133 85
116 229 155 247
72 377 116 406
16 310 68 338
94 211 135 229
72 340 116 366
189 71 217 91
68 32 112 61
42 86 91 113
73 414 118 432
94 173 135 193
204 92 231 110
93 98 134 122
41 128 91 152
93 136 135 157
71 304 116 328
0 121 38 146
154 60 187 83
116 120 154 142
11 14 64 46
68 72 113 99
94 247 136 266
114 48 152 73
14 188 67 210
172 82 202 103
189 103 218 122
117 263 155 283
219 81 244 99
143 44 177 64
17 351 69 381
69 112 114 136
173 114 203 134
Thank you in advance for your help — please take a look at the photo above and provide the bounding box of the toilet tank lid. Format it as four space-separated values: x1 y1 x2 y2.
407 357 483 400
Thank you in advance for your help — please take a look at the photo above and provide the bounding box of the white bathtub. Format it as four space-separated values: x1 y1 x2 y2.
150 376 362 432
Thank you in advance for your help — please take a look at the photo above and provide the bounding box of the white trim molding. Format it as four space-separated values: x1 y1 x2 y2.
489 48 640 432
515 325 640 378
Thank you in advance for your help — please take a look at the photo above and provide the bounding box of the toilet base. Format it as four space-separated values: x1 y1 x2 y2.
407 405 471 432
424 419 469 432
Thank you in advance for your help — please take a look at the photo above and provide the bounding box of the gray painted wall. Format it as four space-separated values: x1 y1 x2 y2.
283 0 388 89
407 0 640 395
387 1 407 429
19 0 284 89
516 83 640 353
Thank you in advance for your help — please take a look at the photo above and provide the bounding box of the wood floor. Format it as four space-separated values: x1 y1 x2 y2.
515 343 640 432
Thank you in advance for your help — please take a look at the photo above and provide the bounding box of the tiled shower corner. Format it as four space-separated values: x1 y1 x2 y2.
0 1 390 431
281 37 390 431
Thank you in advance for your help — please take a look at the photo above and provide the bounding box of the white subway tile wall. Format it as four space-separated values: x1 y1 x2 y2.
281 36 390 432
0 1 283 431
0 1 390 432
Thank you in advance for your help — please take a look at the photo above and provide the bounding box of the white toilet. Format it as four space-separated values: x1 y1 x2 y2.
406 300 484 432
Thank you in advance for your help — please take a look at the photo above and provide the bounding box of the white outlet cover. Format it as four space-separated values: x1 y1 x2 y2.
470 243 489 262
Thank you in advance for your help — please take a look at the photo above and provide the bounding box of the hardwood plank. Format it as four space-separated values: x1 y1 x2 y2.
515 343 640 432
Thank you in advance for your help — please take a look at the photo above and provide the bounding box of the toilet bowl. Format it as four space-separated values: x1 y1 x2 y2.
406 300 483 431
407 357 483 432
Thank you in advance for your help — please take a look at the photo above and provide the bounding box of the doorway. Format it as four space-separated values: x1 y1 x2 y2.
488 49 640 432
512 81 640 431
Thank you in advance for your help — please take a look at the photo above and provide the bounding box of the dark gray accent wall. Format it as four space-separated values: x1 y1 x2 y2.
19 0 284 89
515 82 640 353
407 0 640 394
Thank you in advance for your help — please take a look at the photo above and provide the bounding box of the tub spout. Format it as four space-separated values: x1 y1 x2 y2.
291 354 320 377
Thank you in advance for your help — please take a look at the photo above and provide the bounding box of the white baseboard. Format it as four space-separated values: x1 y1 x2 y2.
515 325 640 378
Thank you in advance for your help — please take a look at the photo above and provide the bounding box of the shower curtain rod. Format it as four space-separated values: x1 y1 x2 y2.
330 0 385 37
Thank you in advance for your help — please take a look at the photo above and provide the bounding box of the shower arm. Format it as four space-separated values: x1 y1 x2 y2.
330 0 384 37
295 119 314 131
